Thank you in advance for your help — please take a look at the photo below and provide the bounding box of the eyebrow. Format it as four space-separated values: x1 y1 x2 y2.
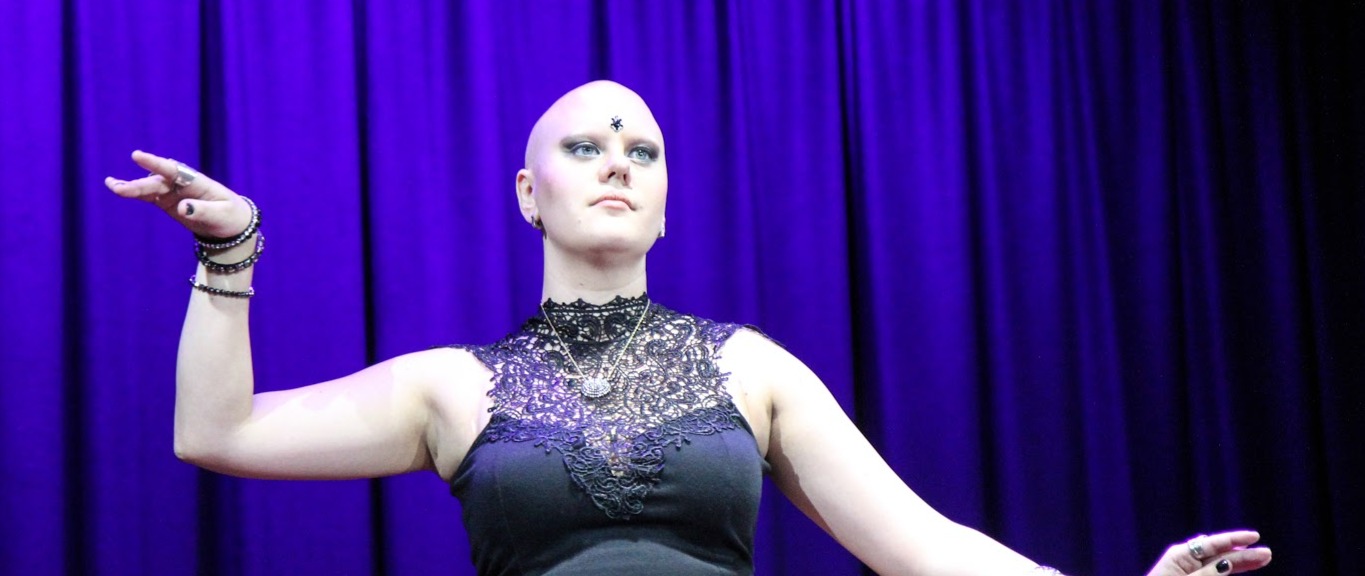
558 133 601 144
558 133 662 149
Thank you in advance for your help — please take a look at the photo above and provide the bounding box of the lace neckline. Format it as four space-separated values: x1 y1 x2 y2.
534 293 652 344
458 301 748 519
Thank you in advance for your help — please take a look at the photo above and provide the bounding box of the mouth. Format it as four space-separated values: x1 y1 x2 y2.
593 194 634 209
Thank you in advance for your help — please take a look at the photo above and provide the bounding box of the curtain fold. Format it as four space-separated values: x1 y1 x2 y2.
1 1 1359 574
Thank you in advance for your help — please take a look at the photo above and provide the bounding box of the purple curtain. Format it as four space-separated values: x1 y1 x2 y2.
2 1 1360 574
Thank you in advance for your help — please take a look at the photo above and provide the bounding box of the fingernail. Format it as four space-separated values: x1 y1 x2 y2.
185 203 195 216
1216 559 1231 573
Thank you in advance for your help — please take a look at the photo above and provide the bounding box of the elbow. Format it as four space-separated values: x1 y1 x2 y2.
172 436 197 463
173 435 208 465
172 429 230 469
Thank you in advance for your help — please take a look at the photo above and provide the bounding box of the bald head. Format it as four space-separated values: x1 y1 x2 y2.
524 81 664 170
513 80 668 256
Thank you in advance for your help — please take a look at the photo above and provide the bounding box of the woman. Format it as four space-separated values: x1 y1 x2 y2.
105 80 1272 575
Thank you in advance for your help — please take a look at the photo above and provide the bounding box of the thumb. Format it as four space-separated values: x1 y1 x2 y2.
176 197 246 237
177 197 205 218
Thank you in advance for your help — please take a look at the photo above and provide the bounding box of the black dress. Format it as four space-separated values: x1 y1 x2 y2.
450 295 768 575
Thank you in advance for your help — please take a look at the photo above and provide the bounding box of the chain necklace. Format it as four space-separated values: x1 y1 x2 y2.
540 298 651 398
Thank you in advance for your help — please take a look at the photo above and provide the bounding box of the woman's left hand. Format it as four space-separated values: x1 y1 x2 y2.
1146 530 1272 576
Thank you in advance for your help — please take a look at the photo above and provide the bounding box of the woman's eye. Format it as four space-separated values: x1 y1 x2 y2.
629 146 657 161
570 143 600 156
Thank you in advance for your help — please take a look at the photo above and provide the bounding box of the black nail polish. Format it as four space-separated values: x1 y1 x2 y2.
1216 559 1231 573
185 204 195 216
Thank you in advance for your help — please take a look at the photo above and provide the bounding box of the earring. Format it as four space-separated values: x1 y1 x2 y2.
532 215 543 230
659 217 666 238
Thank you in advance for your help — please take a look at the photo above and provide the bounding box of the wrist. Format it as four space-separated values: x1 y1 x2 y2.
201 232 260 271
189 196 262 299
194 196 260 250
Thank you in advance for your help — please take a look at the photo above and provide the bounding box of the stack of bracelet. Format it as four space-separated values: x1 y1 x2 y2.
188 196 262 299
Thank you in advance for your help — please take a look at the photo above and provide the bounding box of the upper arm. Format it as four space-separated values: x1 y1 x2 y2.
187 347 488 480
726 330 1033 575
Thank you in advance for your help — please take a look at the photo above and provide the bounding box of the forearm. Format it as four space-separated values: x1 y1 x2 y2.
173 238 258 461
913 522 1042 576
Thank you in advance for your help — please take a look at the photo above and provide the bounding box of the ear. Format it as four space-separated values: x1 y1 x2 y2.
515 168 537 224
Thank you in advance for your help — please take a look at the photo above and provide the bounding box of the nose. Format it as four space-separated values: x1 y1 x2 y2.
598 151 632 188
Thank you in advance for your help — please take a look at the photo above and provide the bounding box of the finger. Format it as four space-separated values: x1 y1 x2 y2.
1190 548 1272 575
1197 531 1261 558
1162 541 1206 574
129 150 220 198
173 195 252 238
130 149 180 179
105 174 171 199
175 196 214 220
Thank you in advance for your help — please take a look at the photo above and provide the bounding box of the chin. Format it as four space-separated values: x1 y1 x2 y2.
565 230 656 258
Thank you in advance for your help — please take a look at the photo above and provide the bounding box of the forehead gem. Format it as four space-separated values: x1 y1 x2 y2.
610 116 623 132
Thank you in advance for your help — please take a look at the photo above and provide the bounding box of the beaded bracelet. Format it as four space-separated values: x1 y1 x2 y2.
188 276 255 299
194 196 261 251
195 230 265 274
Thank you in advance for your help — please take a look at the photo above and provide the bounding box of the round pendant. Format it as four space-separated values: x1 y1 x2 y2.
580 377 612 398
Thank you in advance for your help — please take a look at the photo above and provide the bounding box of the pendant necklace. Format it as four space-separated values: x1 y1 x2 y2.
541 299 651 398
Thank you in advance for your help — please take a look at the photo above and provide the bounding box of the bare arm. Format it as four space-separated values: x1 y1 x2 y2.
108 151 485 480
175 290 464 480
725 329 1273 576
723 329 1040 575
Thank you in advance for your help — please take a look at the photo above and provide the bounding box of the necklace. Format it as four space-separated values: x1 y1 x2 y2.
540 298 651 398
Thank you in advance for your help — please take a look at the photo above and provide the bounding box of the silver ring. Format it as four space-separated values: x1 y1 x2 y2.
173 162 198 189
1187 534 1209 561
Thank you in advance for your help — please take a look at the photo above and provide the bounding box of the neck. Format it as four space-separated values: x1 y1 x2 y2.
541 242 649 305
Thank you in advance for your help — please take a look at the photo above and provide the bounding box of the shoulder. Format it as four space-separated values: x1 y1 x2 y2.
654 305 776 351
715 325 813 396
719 326 832 411
399 345 484 374
427 328 529 367
380 346 491 398
719 326 796 368
654 303 798 371
652 305 806 384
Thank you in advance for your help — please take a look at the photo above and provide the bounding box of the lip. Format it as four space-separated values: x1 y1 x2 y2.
593 194 634 209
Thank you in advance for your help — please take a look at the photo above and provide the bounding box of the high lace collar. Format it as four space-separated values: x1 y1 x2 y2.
535 293 653 344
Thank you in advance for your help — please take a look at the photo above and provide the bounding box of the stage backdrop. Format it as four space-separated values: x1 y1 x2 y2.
1 1 1361 575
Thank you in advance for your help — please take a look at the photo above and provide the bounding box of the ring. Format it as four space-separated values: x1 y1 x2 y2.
173 162 198 190
1187 534 1209 561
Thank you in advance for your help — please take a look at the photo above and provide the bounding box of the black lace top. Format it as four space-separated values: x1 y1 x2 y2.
449 295 767 575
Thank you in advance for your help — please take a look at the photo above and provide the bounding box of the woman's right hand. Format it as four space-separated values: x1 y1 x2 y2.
1145 530 1272 576
104 150 252 239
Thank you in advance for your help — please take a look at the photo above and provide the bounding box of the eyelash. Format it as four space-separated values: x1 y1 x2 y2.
567 142 658 162
628 146 658 162
569 142 601 156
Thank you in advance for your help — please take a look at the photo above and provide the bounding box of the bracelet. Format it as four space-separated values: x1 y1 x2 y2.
188 276 255 299
195 230 265 274
194 196 261 251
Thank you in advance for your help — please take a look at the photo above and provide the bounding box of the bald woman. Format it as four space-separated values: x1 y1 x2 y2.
106 81 1271 576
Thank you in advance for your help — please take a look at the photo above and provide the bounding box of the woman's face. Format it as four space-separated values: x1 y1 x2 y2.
517 81 667 258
